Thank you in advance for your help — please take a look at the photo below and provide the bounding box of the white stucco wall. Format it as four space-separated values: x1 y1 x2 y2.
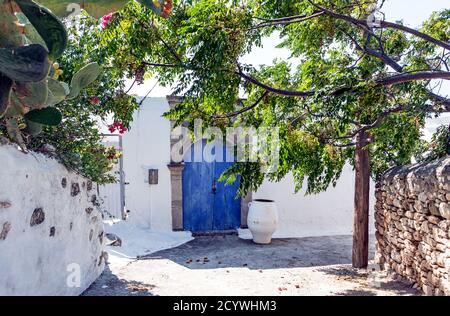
254 164 376 238
114 97 448 237
0 144 105 296
121 97 173 231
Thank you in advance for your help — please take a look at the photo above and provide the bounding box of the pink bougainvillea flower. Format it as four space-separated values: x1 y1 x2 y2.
108 121 127 134
161 0 173 19
89 96 100 105
101 12 114 28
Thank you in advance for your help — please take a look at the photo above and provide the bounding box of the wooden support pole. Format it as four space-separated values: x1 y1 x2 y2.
352 130 370 268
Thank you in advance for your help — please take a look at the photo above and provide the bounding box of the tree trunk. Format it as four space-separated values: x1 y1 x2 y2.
352 130 370 268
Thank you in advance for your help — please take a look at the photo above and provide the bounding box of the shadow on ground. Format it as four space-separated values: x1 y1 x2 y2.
138 235 375 270
82 235 419 296
319 266 419 296
82 266 155 296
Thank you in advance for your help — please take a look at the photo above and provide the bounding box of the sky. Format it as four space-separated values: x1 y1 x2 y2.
125 0 450 100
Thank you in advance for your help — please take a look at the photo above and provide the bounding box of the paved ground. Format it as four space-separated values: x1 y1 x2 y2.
83 235 419 296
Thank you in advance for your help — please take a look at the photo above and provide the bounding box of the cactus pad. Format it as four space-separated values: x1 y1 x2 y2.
0 44 50 82
0 74 12 117
16 0 68 59
24 106 62 126
68 62 101 99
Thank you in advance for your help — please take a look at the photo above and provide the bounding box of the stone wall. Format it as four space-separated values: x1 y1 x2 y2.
375 157 450 296
0 143 106 295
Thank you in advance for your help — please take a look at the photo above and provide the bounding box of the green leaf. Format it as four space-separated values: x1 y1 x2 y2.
35 0 128 19
15 0 68 59
136 0 171 17
15 12 49 50
5 117 26 150
0 44 50 82
0 10 25 48
68 62 100 99
25 119 43 136
46 78 68 106
34 1 170 20
13 80 49 109
25 106 62 126
5 94 27 117
0 74 12 117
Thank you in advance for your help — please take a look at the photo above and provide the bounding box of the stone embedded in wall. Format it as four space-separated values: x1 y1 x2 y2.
0 136 8 145
30 208 45 227
85 207 93 215
0 201 11 209
61 178 67 188
375 157 450 296
89 229 94 241
71 183 80 197
105 233 122 247
98 231 104 244
438 203 450 220
86 181 93 191
98 251 109 266
0 145 105 296
0 222 12 240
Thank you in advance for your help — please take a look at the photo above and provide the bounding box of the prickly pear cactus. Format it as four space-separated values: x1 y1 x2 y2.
0 0 100 149
0 0 172 149
34 0 173 19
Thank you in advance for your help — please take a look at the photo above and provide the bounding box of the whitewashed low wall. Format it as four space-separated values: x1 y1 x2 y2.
0 143 105 296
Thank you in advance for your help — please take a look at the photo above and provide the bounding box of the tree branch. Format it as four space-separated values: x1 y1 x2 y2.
141 61 182 68
380 20 450 51
375 71 450 86
427 90 450 112
214 91 269 119
146 21 183 63
308 1 450 51
250 12 324 30
236 69 314 97
338 27 403 72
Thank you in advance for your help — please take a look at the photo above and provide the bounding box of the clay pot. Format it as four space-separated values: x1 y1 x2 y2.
247 199 278 244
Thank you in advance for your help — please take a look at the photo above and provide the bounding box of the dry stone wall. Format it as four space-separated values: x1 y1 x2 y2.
375 157 450 296
0 143 106 295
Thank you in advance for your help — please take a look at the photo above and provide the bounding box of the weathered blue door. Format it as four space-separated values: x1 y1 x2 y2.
182 141 241 232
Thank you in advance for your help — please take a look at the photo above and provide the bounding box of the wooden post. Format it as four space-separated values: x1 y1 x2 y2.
352 130 370 268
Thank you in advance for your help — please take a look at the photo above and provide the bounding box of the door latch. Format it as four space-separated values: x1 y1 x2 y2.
212 178 217 194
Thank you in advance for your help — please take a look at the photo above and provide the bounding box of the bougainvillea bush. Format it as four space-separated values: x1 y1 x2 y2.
0 1 172 183
23 13 140 183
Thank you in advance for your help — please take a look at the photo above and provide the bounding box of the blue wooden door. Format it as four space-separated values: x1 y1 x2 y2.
182 141 241 232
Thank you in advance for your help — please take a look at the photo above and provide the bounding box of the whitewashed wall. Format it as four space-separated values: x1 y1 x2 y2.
254 165 376 238
121 97 173 231
115 97 449 237
0 144 105 296
119 97 375 236
252 115 450 238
